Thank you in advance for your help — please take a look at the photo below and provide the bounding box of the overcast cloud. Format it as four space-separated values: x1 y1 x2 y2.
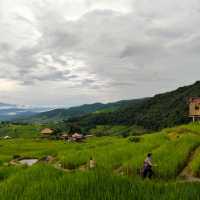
0 0 200 106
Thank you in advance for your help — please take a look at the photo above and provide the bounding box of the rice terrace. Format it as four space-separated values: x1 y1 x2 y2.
0 122 200 199
1 0 200 199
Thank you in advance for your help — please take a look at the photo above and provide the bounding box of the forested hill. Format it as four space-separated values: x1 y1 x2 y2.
19 99 147 123
68 81 200 131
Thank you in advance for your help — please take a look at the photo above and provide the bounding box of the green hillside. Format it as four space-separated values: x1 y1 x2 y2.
0 123 199 199
68 81 200 131
18 99 147 123
0 123 42 138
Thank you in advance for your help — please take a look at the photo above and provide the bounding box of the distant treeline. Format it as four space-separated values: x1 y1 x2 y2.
66 81 200 131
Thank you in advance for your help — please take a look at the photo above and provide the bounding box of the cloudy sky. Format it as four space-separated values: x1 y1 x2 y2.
0 0 200 106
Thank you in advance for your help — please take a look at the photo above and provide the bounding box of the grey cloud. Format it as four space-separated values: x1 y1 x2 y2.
13 15 34 26
119 42 163 58
147 28 184 40
40 30 80 52
1 0 200 105
0 42 12 52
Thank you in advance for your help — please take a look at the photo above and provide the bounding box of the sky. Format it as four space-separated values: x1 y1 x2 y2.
0 0 200 106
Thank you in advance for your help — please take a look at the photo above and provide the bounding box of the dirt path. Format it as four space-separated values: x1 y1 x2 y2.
179 176 200 182
53 163 73 172
53 163 88 173
179 146 200 182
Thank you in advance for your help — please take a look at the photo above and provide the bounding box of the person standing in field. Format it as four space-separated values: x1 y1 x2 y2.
89 157 96 169
142 153 154 179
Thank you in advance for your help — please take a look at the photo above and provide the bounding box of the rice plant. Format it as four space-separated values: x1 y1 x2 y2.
0 123 199 199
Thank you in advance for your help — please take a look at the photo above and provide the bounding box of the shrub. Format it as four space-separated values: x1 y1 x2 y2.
128 136 141 143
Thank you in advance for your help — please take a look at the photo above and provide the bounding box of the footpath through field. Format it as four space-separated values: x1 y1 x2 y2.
179 145 200 182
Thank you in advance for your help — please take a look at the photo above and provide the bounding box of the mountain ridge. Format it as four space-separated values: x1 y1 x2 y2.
66 81 200 131
15 99 148 123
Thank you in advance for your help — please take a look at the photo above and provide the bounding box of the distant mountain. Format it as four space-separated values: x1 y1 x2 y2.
67 81 200 131
0 103 54 121
18 99 147 123
0 103 16 108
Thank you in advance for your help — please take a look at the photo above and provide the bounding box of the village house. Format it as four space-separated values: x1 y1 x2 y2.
189 97 200 122
60 134 68 140
60 133 90 142
40 128 54 138
71 133 84 141
63 133 84 142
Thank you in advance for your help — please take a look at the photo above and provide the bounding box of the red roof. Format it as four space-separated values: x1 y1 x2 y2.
190 97 200 103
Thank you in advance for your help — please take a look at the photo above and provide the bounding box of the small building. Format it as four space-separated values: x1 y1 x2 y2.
189 97 200 121
71 133 84 142
40 128 54 137
60 134 68 140
60 133 85 142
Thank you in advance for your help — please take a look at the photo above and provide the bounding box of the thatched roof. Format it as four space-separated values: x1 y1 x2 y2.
40 128 54 135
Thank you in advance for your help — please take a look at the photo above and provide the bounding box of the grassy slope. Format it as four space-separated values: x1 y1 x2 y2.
0 165 200 200
0 123 200 176
0 123 42 138
0 123 199 199
89 125 146 136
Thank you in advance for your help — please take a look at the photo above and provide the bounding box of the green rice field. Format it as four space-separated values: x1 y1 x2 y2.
0 123 200 199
